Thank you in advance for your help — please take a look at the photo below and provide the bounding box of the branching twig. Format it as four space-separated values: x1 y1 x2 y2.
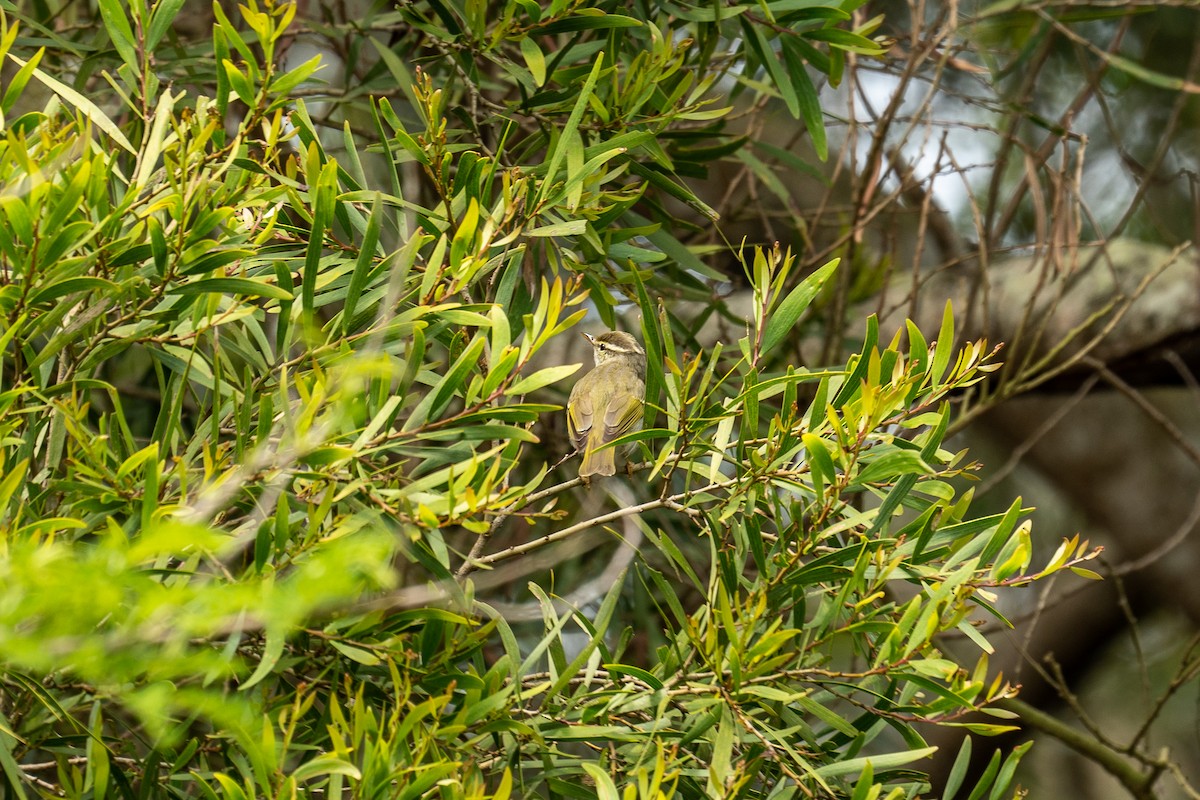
468 476 737 570
998 697 1162 800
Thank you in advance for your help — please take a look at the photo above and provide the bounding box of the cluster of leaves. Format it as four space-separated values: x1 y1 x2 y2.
0 1 1099 799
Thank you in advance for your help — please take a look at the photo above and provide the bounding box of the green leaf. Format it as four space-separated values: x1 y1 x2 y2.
536 14 643 34
417 424 539 443
291 755 363 782
930 299 955 386
86 703 110 800
8 55 135 153
403 335 488 431
2 47 43 116
303 158 339 317
0 458 28 519
146 0 188 51
781 37 828 160
526 219 587 237
761 258 839 354
602 663 663 691
643 224 723 279
803 27 885 55
979 498 1023 565
166 277 293 301
328 640 381 666
506 363 581 395
450 196 480 269
240 629 285 690
849 760 873 800
794 695 859 737
97 0 139 73
268 54 324 100
117 443 158 481
834 315 879 406
28 277 117 305
942 735 972 800
627 160 718 220
803 433 835 495
605 427 675 448
221 58 256 105
965 749 1002 800
988 741 1033 800
343 193 382 333
519 36 546 86
741 17 799 118
580 763 620 800
814 746 937 778
0 706 29 799
179 247 255 276
631 266 664 429
537 55 604 205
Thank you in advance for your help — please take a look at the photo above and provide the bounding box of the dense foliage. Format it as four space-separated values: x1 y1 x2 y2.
0 2 1100 798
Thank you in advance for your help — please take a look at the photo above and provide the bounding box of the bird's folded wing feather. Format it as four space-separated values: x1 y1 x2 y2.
568 394 593 452
603 394 642 441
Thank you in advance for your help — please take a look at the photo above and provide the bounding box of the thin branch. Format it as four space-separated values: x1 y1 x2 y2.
1087 358 1200 469
456 459 652 579
1127 631 1200 753
469 476 738 570
976 373 1098 497
998 697 1162 800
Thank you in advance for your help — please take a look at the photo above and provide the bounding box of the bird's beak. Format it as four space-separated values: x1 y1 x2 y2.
581 332 595 344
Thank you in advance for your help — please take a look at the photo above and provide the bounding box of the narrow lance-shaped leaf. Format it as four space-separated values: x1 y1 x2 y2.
96 0 139 74
240 629 286 691
302 158 340 319
988 740 1034 800
930 299 955 387
740 17 800 118
761 258 839 355
632 264 665 428
536 55 604 206
520 36 546 87
781 37 828 160
814 746 939 779
942 734 974 800
0 458 28 520
8 55 135 153
2 46 43 116
146 0 187 51
28 277 117 306
535 14 642 34
402 335 487 432
804 27 886 55
580 763 620 800
525 219 587 237
343 193 382 334
506 363 580 396
166 278 293 301
0 707 32 796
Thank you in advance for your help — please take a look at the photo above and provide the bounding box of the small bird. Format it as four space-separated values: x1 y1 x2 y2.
567 330 646 481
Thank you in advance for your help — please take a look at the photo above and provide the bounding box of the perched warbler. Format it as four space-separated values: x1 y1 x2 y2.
567 331 646 480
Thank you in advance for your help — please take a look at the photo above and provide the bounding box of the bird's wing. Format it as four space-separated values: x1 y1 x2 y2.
567 390 593 453
602 393 643 442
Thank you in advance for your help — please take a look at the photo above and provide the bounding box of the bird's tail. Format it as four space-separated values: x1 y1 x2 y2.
580 430 616 477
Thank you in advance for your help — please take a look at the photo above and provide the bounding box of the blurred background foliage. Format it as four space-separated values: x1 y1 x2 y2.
0 0 1195 798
